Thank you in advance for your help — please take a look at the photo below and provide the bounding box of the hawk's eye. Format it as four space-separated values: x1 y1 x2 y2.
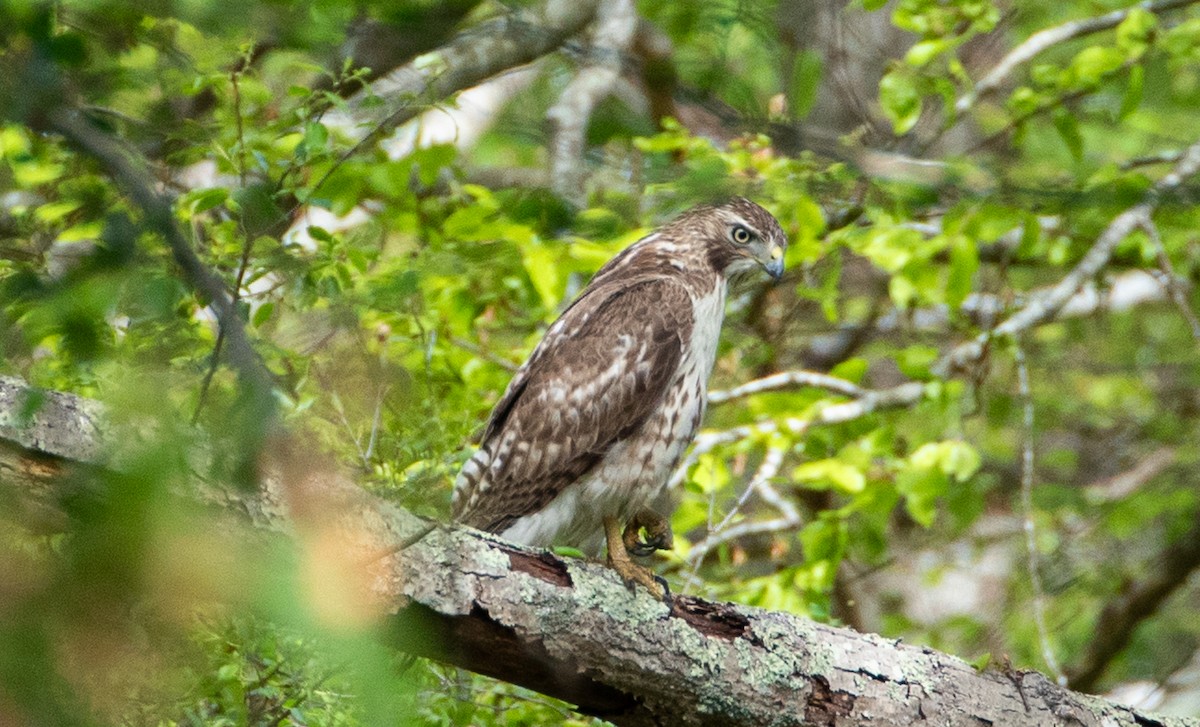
731 225 752 244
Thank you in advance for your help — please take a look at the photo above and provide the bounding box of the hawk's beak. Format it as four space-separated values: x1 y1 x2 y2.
763 244 785 280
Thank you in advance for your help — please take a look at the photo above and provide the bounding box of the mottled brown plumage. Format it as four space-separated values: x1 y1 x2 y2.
452 198 786 597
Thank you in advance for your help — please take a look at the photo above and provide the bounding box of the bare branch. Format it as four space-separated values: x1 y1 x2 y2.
1015 344 1065 685
546 0 637 204
939 138 1200 375
685 444 797 575
671 382 927 490
1141 217 1200 340
708 371 865 405
1084 447 1176 504
954 0 1200 117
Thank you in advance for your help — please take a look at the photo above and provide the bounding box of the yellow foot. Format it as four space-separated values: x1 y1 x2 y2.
604 515 671 603
623 507 674 557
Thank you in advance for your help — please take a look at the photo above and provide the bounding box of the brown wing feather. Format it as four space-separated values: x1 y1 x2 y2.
453 277 695 532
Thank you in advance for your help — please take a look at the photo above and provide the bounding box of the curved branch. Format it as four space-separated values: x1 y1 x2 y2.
707 371 866 405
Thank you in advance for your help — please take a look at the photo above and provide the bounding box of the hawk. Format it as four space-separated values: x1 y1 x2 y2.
452 198 786 598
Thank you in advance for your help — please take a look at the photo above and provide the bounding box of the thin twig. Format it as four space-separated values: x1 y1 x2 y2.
1141 217 1200 340
449 336 521 373
364 382 387 463
683 444 796 591
1015 344 1065 685
195 67 256 423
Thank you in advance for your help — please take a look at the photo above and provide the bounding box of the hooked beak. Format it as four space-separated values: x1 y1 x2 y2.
763 244 785 280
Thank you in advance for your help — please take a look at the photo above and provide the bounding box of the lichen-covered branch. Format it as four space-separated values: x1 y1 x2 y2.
0 377 1189 726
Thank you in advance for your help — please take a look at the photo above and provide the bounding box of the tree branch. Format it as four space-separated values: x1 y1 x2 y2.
0 377 1188 726
39 107 277 426
1066 505 1200 693
938 137 1200 376
330 0 601 146
707 370 866 405
954 0 1200 117
545 0 637 204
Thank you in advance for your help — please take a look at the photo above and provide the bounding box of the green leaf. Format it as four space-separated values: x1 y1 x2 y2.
905 39 949 68
879 70 922 135
251 301 274 328
910 441 982 480
186 187 229 215
689 453 731 495
1119 65 1144 120
1067 46 1126 88
895 467 946 527
897 345 940 380
889 274 917 310
33 200 81 224
1116 8 1157 57
793 459 866 494
829 357 868 384
946 235 978 309
306 225 334 243
799 518 847 562
1052 108 1083 162
303 121 328 151
521 241 563 309
788 51 823 118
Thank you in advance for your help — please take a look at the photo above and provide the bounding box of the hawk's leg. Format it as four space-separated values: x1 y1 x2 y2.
604 515 669 602
623 507 674 557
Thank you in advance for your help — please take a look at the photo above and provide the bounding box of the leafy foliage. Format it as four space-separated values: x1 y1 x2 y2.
3 0 1200 722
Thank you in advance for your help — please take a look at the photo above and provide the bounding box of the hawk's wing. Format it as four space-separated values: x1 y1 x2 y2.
452 277 695 533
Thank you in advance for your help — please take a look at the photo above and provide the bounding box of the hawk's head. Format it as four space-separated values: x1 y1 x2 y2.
670 197 788 281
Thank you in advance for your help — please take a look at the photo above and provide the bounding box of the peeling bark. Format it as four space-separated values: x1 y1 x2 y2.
0 376 1190 727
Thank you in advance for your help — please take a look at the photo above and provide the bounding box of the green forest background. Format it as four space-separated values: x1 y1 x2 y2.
2 0 1200 723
